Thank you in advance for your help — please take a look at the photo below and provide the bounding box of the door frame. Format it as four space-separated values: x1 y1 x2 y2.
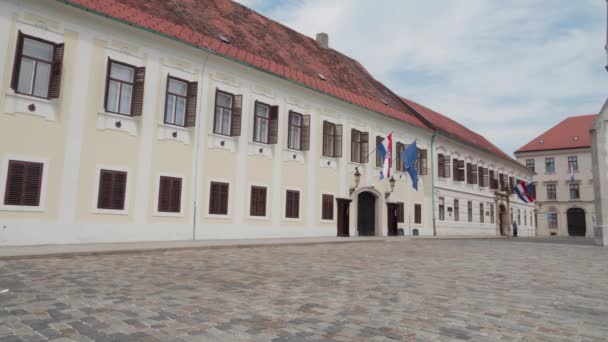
336 198 352 237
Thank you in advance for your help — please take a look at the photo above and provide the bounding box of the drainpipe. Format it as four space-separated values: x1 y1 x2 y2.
431 131 439 236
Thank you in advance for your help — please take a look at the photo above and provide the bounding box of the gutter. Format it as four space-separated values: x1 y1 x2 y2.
54 0 427 133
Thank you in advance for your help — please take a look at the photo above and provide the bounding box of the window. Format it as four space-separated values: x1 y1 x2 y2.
547 183 557 200
438 154 451 178
568 156 578 172
213 90 242 136
209 182 229 215
547 212 558 229
4 160 43 206
158 176 182 213
524 211 527 226
417 149 428 175
490 204 495 224
438 197 445 221
517 209 521 225
467 201 473 222
545 158 555 173
490 170 498 190
376 136 386 167
414 204 422 224
322 121 342 157
509 177 515 192
11 32 64 99
288 111 310 151
480 203 484 223
530 183 537 199
453 159 465 181
477 166 484 187
569 183 580 200
253 102 279 144
164 76 197 127
454 199 460 221
105 59 145 116
321 194 334 220
466 163 478 185
351 129 369 163
526 159 535 172
499 174 506 191
397 202 405 223
285 190 300 218
250 186 267 217
97 170 127 210
396 143 406 172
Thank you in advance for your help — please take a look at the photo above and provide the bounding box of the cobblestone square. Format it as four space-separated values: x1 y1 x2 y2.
1 239 607 341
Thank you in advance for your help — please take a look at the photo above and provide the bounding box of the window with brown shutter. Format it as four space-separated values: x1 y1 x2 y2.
253 102 279 144
287 111 309 151
478 166 484 186
453 158 459 181
209 182 229 215
351 129 369 163
158 176 182 213
442 156 451 178
417 149 428 175
438 154 444 177
509 176 514 192
164 76 190 127
285 190 300 218
322 121 342 158
414 204 422 224
104 59 145 116
214 90 234 136
4 160 43 206
454 159 464 181
97 170 127 210
321 194 334 220
185 80 198 127
376 136 383 167
397 202 404 223
250 186 267 217
466 163 472 184
395 142 405 172
11 32 64 99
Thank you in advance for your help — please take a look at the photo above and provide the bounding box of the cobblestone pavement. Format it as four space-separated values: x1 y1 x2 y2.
1 239 607 341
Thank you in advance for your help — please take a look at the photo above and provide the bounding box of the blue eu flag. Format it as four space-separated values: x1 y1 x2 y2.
402 141 418 190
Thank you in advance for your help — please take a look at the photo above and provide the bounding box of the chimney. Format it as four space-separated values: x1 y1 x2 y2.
316 32 329 49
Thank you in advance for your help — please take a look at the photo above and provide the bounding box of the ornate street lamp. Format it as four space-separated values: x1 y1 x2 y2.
385 176 396 199
349 167 361 195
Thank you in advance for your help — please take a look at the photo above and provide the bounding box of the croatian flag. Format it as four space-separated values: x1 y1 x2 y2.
513 180 535 204
378 132 392 179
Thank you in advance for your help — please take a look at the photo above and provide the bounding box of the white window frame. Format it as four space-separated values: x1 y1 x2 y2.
152 172 186 218
0 155 49 212
91 165 131 215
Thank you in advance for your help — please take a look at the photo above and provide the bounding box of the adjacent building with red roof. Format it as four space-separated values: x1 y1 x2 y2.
515 114 598 238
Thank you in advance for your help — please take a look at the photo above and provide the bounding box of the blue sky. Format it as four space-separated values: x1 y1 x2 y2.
236 0 608 155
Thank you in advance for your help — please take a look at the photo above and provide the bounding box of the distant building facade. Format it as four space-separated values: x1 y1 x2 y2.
515 115 598 238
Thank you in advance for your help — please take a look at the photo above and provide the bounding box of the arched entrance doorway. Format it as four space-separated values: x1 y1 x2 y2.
567 208 586 237
498 204 509 236
357 191 377 236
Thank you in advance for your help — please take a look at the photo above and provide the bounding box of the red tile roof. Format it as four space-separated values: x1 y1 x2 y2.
58 0 428 129
401 97 522 164
515 114 598 153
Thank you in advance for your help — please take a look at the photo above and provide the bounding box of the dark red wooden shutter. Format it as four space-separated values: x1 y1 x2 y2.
112 172 127 210
397 202 404 223
438 154 444 177
334 124 343 158
97 170 127 210
171 178 182 212
268 106 279 144
231 95 242 136
131 66 146 116
185 81 198 127
4 161 43 206
376 136 383 167
220 183 229 214
10 31 24 92
294 191 300 218
361 132 369 163
300 115 310 151
97 170 113 209
48 43 64 99
322 121 329 156
209 183 219 214
158 176 171 212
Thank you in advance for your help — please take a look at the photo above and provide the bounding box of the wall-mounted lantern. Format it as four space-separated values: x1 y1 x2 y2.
349 167 361 195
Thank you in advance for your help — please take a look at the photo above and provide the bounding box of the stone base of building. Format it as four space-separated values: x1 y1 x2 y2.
594 225 608 246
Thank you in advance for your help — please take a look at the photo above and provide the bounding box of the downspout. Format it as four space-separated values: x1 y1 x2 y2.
431 131 439 236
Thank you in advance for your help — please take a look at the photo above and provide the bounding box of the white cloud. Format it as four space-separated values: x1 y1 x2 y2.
237 0 608 155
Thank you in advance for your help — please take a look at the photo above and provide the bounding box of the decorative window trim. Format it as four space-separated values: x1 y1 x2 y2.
157 123 191 145
320 192 336 223
283 186 303 222
248 141 274 159
96 111 138 136
0 155 49 212
4 91 58 121
206 178 232 219
247 182 270 221
91 165 131 215
152 172 186 217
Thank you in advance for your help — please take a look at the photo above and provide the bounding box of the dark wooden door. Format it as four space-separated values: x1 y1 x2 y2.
336 198 352 237
357 192 376 236
387 203 398 236
567 208 586 236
